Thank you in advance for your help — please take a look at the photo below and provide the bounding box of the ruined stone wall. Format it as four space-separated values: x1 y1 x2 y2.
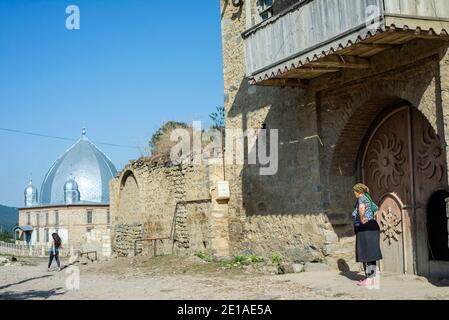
114 223 143 257
110 156 225 257
117 174 140 223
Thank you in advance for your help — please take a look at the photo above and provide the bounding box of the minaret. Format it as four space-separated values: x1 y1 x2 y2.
24 178 38 207
64 173 81 204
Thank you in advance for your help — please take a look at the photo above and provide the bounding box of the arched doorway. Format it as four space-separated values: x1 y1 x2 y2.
427 190 449 261
361 105 449 277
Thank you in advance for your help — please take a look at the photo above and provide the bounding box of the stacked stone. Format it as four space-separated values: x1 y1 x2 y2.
171 164 190 249
114 223 143 257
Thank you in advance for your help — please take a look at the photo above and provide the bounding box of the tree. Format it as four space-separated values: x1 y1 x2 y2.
149 121 191 156
209 106 225 132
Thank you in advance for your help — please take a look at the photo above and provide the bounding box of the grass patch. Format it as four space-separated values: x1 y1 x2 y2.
271 253 283 265
0 253 15 257
193 251 266 270
194 251 215 263
219 254 266 269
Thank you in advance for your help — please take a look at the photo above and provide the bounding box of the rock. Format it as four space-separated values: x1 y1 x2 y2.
304 262 329 272
277 265 286 275
324 230 339 244
278 263 295 274
261 265 278 275
292 263 305 273
292 246 324 264
0 257 8 264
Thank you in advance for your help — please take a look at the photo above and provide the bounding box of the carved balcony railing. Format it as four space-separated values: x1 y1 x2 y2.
243 0 449 86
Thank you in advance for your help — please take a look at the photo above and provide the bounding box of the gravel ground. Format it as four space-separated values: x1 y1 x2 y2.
1 255 449 300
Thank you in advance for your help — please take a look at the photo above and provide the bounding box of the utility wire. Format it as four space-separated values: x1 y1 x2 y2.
0 127 139 150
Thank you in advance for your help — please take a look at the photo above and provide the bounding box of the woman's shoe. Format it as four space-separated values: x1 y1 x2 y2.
357 278 372 287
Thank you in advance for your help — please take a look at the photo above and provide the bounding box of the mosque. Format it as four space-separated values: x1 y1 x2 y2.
15 129 117 255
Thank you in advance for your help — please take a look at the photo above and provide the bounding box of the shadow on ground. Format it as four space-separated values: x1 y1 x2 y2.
337 258 449 287
0 287 65 300
0 275 53 291
337 259 365 281
428 278 449 287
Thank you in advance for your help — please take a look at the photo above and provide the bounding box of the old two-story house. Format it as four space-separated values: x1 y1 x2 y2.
220 0 449 277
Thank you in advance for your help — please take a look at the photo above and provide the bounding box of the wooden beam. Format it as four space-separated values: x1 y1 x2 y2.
307 55 370 69
258 78 309 88
283 67 341 78
355 43 396 50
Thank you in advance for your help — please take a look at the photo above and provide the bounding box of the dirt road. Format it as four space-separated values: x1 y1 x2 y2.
1 255 449 300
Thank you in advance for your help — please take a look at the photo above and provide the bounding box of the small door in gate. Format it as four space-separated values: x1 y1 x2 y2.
376 194 407 274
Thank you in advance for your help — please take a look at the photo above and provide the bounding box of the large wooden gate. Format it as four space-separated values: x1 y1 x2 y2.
362 106 449 276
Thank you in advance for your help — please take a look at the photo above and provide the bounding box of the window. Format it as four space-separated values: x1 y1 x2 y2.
36 228 40 243
87 209 93 224
55 210 59 226
45 211 49 226
45 228 49 243
36 212 40 227
257 0 274 20
27 212 31 225
107 209 110 225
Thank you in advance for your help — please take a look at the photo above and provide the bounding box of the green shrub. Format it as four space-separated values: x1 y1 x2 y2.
249 255 265 264
0 232 14 243
194 251 214 262
271 253 283 265
233 255 247 264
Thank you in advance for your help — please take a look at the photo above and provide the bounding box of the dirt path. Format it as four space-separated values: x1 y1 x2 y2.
1 255 449 300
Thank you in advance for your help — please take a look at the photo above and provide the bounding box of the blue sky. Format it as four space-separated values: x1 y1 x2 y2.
0 0 224 207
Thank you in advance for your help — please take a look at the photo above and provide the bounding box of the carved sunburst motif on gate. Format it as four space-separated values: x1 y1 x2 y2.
417 124 445 182
380 206 402 245
368 133 405 189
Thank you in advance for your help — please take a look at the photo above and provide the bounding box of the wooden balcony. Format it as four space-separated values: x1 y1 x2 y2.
243 0 449 86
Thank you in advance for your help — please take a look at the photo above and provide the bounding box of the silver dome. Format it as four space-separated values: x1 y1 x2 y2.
40 129 117 205
24 179 39 207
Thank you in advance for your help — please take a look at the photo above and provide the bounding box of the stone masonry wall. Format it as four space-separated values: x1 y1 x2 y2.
110 155 227 257
220 0 449 268
114 223 143 257
221 0 329 264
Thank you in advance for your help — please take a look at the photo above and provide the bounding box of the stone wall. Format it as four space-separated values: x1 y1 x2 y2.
221 0 332 264
110 155 229 257
220 0 449 268
114 223 143 257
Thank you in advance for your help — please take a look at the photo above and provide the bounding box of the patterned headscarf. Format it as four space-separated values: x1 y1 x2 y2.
353 183 378 215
